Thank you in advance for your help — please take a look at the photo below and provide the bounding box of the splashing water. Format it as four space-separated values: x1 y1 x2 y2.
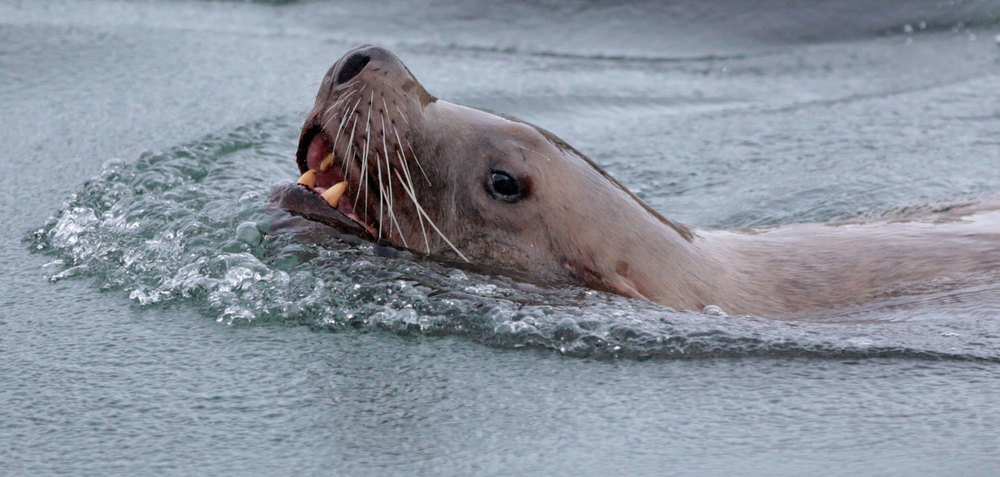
27 118 1000 360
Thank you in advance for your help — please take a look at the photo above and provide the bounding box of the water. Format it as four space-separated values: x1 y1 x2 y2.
4 0 1000 475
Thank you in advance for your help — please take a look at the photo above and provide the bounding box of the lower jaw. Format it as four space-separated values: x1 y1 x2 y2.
295 170 379 237
339 204 378 237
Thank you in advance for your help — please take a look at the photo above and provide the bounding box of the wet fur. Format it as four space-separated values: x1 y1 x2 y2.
288 45 1000 317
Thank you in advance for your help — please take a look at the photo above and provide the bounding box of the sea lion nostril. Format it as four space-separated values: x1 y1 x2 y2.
335 53 370 85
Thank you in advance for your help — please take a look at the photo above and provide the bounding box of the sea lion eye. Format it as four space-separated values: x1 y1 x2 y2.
487 170 524 202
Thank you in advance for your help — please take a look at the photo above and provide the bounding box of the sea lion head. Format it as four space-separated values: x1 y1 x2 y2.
289 45 690 291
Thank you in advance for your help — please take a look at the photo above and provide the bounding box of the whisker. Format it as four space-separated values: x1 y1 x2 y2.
322 89 361 133
354 139 367 209
361 90 382 216
344 114 359 189
396 149 430 253
406 143 432 187
379 111 399 241
342 86 368 183
325 88 358 117
375 149 384 238
377 175 408 248
331 94 363 156
394 169 468 262
327 85 447 256
389 121 430 253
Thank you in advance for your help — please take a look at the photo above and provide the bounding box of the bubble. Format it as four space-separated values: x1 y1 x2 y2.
702 305 727 317
236 221 262 245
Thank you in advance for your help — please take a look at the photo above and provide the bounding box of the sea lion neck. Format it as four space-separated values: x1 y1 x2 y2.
545 171 729 311
284 45 1000 319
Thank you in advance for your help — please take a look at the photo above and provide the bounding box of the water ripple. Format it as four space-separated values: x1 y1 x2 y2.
26 118 1000 361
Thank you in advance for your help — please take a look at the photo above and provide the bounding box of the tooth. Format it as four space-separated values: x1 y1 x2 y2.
297 170 317 188
321 181 348 208
320 153 335 171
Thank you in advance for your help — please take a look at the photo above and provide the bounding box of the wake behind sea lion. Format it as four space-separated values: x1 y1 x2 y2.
274 45 1000 317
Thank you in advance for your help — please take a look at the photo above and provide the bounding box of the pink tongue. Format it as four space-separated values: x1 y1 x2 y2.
315 186 328 194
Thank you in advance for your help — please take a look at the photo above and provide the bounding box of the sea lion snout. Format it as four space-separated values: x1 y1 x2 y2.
322 45 435 106
330 44 401 85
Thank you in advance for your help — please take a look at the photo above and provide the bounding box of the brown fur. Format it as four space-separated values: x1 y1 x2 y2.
289 45 1000 317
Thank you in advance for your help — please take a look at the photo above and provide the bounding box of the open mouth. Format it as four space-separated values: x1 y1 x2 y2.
294 125 380 237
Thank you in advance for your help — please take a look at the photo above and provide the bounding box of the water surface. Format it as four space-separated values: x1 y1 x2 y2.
3 1 1000 475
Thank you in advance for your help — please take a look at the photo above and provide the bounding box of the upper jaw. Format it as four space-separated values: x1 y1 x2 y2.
291 122 381 238
294 123 320 175
296 124 344 194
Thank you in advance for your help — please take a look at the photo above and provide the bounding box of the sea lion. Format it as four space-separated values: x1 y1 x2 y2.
278 45 1000 317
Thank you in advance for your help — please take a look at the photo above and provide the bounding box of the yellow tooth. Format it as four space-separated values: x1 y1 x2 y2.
320 153 335 171
321 181 348 208
297 170 317 188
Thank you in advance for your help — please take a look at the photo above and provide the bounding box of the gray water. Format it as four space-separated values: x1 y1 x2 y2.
4 0 1000 475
